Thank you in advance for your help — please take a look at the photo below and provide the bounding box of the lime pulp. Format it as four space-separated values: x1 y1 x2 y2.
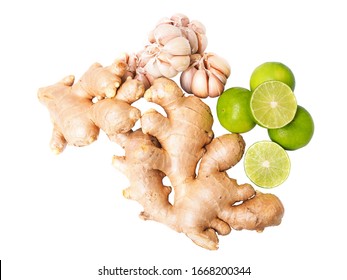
244 141 291 188
250 81 297 129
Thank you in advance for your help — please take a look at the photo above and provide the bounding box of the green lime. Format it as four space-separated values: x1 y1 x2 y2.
250 80 297 129
250 62 296 91
268 105 314 150
244 141 291 188
216 87 256 133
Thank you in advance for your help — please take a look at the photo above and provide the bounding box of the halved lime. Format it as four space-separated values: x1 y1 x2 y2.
250 81 297 129
244 141 290 188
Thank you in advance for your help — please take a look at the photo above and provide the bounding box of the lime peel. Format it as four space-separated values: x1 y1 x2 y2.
268 105 315 150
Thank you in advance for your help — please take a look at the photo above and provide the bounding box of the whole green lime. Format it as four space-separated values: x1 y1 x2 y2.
250 62 296 91
268 105 314 150
217 87 256 133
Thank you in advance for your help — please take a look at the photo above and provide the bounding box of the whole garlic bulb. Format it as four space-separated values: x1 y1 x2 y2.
143 25 192 79
148 13 207 54
180 53 231 98
122 14 227 94
142 13 208 79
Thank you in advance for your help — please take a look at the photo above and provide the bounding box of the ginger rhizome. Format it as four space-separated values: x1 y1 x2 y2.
38 68 284 250
112 78 284 250
38 58 145 154
38 13 285 250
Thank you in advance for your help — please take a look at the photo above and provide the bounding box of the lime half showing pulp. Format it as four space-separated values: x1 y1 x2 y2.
250 81 297 129
244 141 291 188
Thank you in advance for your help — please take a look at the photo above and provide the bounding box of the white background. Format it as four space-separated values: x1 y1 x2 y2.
0 0 346 279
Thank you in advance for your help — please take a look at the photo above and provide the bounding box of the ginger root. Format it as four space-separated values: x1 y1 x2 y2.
39 69 284 249
38 58 145 153
112 78 284 250
37 13 285 250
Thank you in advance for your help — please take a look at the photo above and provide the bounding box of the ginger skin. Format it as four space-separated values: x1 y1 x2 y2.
39 69 284 249
113 78 284 250
37 13 286 250
38 59 145 154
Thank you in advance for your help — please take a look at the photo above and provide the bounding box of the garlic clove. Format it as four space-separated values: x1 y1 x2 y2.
153 24 182 45
209 67 228 85
167 55 190 72
208 73 225 97
144 58 162 78
170 13 190 27
197 33 208 54
157 52 170 63
188 20 206 34
206 53 231 78
181 27 199 54
157 59 178 78
155 16 173 26
162 36 191 56
149 17 173 43
191 69 209 98
180 66 197 94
